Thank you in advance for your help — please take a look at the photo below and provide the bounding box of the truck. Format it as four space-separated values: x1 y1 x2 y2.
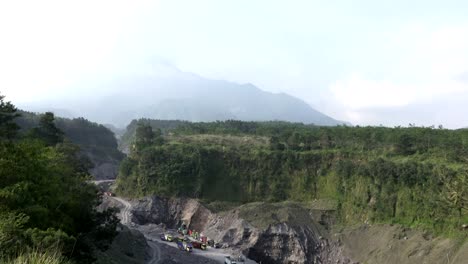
191 241 207 250
160 233 173 242
176 241 193 252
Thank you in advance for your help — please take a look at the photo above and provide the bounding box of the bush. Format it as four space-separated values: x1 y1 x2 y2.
1 250 72 264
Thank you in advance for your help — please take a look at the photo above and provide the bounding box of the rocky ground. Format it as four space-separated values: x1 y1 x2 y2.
334 224 468 264
85 149 122 180
97 192 256 264
95 225 151 264
96 182 467 264
126 196 468 264
129 196 350 263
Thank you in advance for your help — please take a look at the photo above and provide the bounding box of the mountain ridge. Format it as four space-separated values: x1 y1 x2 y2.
18 63 345 127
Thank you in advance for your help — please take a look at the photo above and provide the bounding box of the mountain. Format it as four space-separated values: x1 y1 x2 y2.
19 62 344 127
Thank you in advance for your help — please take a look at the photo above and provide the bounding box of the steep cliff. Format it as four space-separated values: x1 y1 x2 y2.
129 197 351 263
126 196 468 264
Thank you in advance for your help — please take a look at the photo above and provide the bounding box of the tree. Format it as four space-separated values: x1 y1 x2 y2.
153 128 165 146
270 136 285 151
0 94 19 140
395 133 416 155
133 123 155 154
29 112 64 146
0 100 117 262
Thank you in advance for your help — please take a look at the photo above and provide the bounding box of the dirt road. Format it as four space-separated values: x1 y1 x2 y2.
95 180 162 264
112 196 132 224
141 225 256 264
109 196 164 264
95 179 254 264
147 241 161 264
108 195 245 264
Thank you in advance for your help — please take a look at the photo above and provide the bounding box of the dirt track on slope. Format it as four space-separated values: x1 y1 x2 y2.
107 194 248 264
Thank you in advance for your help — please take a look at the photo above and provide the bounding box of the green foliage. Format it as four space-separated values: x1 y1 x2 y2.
117 120 468 236
55 117 123 161
27 112 64 146
441 169 468 217
120 119 189 152
1 250 72 264
0 96 118 263
24 228 75 254
0 94 19 141
132 123 164 155
0 212 29 256
16 111 124 163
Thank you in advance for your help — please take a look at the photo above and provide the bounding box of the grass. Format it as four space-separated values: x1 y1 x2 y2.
302 198 338 211
1 251 71 264
168 134 269 149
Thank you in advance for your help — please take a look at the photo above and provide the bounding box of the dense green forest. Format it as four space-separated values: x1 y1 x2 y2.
117 120 468 236
119 119 189 152
16 111 124 164
0 95 118 263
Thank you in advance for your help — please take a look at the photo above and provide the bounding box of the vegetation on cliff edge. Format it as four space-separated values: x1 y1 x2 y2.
116 120 467 236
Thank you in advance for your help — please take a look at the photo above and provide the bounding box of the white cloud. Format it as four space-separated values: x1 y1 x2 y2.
330 74 414 109
390 24 468 78
0 0 155 102
327 24 468 126
330 74 468 110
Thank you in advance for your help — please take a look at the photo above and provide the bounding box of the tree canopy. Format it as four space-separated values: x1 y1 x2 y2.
116 120 468 236
0 94 19 140
0 95 118 263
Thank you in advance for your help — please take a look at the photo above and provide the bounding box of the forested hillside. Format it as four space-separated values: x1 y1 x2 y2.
0 95 118 263
116 120 468 236
16 111 124 179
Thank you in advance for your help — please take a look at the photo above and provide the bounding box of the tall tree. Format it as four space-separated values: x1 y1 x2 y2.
133 123 155 154
0 94 19 140
0 100 118 262
29 112 64 146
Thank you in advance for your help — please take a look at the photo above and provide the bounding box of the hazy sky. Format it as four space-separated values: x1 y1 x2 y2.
1 0 468 128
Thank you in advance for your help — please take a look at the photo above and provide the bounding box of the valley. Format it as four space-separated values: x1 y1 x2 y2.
1 96 467 263
109 119 468 263
2 2 468 263
97 180 468 264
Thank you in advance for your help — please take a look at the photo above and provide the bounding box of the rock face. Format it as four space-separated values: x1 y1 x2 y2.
89 162 119 180
248 223 316 263
129 196 352 264
84 150 122 180
246 222 353 264
126 196 468 264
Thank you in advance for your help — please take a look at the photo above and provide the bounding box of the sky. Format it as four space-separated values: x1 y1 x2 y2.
1 0 468 128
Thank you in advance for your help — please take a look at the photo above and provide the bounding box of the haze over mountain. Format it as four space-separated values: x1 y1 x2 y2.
3 1 468 128
19 62 343 127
